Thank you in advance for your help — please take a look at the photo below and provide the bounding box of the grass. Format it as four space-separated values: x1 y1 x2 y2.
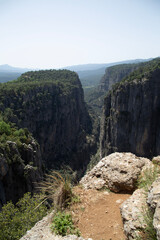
39 170 82 237
39 170 74 210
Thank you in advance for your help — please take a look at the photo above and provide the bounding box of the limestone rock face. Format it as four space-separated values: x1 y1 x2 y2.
100 67 160 159
0 155 8 179
0 139 43 208
99 63 140 92
147 177 160 240
0 70 92 170
147 177 160 210
80 152 152 192
152 156 160 165
120 189 147 240
121 176 160 240
153 202 160 240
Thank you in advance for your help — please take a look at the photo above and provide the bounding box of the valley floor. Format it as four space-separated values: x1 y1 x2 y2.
72 187 131 240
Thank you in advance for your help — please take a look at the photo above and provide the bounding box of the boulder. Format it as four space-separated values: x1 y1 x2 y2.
153 202 160 240
147 177 160 240
120 189 147 240
147 177 160 210
152 156 160 165
80 152 152 192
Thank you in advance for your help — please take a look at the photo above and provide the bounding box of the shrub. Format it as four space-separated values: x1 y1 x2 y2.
0 121 11 135
51 211 80 236
0 192 47 240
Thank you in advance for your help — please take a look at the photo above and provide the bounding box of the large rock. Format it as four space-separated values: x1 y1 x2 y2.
147 177 160 240
80 152 152 192
120 189 147 240
147 177 160 210
120 176 160 240
152 156 160 165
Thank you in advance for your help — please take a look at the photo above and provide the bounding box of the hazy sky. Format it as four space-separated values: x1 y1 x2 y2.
0 0 160 69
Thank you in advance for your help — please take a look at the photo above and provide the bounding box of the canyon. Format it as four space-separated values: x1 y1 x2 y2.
0 57 160 239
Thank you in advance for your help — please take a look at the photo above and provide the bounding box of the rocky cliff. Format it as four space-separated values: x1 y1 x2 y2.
100 58 160 159
0 126 43 209
0 70 93 170
99 62 144 92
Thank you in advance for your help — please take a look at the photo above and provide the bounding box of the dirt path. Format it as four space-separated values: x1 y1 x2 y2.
72 187 131 240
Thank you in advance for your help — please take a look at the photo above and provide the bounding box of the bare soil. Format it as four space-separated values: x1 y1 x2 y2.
72 187 131 240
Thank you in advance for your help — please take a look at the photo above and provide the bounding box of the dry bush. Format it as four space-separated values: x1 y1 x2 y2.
39 170 73 210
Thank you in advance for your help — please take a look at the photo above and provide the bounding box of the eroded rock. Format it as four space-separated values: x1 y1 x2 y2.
152 156 160 165
120 189 147 240
147 177 160 210
147 177 160 240
80 152 152 192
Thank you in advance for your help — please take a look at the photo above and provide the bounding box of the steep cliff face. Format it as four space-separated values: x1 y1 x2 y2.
99 63 143 92
0 70 92 170
100 58 160 159
0 136 43 209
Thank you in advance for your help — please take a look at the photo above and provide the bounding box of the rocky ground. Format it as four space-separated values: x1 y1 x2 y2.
21 152 160 240
21 186 130 240
71 187 130 240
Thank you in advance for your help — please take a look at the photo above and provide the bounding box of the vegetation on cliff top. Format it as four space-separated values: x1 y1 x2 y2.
0 70 80 110
14 69 80 93
0 69 81 128
109 58 160 94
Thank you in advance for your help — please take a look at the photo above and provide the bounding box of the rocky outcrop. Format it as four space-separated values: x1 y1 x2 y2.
121 174 160 240
99 63 141 92
152 156 160 165
0 139 43 208
100 59 160 159
20 211 92 240
120 189 147 239
80 152 152 192
0 70 93 170
147 177 160 240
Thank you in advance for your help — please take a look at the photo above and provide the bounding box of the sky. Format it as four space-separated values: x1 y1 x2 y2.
0 0 160 69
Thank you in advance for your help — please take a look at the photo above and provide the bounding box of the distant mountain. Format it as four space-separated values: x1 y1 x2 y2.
63 58 153 72
0 58 153 84
0 64 31 73
63 58 153 88
0 64 33 83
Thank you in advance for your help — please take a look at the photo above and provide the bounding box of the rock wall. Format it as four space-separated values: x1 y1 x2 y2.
99 63 141 92
0 139 43 209
100 67 160 159
0 70 93 170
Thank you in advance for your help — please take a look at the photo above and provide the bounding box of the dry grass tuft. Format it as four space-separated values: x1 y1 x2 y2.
39 170 73 210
